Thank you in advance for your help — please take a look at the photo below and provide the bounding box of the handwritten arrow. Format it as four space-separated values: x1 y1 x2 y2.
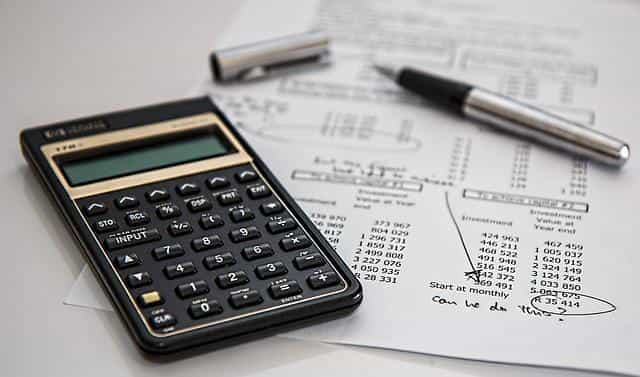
444 191 482 284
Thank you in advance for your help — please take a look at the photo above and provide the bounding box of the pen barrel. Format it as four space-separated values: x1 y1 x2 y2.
462 88 630 166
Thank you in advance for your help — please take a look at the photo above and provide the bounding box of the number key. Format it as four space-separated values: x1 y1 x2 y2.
242 243 274 261
164 261 196 279
176 280 209 299
255 261 287 279
152 244 185 260
216 270 249 289
192 235 223 251
189 300 223 319
229 226 261 243
203 252 235 270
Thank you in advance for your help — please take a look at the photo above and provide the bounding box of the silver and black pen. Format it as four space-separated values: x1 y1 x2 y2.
373 64 630 167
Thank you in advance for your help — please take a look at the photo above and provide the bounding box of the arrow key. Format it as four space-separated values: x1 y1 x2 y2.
83 202 107 216
114 253 141 269
260 201 283 215
126 271 152 288
115 195 139 210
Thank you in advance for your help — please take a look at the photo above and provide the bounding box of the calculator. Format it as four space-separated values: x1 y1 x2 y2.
20 97 362 353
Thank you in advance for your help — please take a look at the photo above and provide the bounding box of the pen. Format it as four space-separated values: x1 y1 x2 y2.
373 64 630 167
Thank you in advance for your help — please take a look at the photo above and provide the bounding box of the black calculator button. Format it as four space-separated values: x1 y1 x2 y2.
294 253 325 270
247 184 271 199
168 220 193 236
105 228 161 251
235 170 258 183
115 253 141 269
138 291 163 307
164 261 197 279
192 235 224 251
206 176 230 190
125 211 150 226
187 197 212 212
307 271 339 289
269 280 302 299
152 244 185 260
145 188 170 203
230 207 255 222
149 313 176 329
176 183 200 196
189 300 223 319
255 261 287 279
217 190 242 205
229 290 262 309
216 270 249 289
199 214 224 229
279 234 311 251
229 226 261 243
203 252 236 270
242 243 274 261
94 218 118 233
266 218 297 234
126 272 152 288
156 203 181 219
260 202 283 215
176 280 209 299
83 202 107 216
115 195 139 210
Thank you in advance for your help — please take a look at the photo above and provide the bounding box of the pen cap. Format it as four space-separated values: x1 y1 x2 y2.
210 30 331 82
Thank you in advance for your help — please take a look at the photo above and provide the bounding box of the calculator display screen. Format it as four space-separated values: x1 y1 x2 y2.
60 130 232 186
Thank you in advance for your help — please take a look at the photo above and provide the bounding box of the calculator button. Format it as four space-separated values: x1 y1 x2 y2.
176 280 209 299
149 313 176 329
105 228 161 251
229 226 261 243
307 271 339 289
269 280 302 299
235 170 258 183
189 300 223 319
168 220 193 236
115 253 141 269
217 190 242 205
216 270 250 289
152 244 185 260
266 218 297 234
138 291 163 307
241 243 274 261
125 211 150 226
255 261 287 279
279 234 311 251
247 184 271 199
176 183 200 196
126 272 152 288
230 207 255 222
260 202 283 215
229 290 262 309
83 202 107 216
206 176 230 190
145 188 170 203
94 218 118 233
156 203 181 219
192 235 224 251
115 195 139 210
164 261 197 279
203 252 236 270
199 214 224 229
294 253 325 270
187 197 212 212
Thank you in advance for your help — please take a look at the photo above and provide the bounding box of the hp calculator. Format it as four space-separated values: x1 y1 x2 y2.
20 97 362 353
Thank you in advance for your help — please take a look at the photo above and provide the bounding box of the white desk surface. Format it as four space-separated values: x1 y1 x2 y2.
0 1 611 376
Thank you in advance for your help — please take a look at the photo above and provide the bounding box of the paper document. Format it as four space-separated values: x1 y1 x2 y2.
66 0 640 375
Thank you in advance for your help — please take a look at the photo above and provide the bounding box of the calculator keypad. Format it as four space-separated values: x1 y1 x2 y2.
76 164 346 335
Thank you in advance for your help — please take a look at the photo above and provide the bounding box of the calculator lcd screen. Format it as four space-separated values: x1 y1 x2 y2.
59 130 232 186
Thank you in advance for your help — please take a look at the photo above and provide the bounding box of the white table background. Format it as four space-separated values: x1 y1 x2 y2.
0 1 611 376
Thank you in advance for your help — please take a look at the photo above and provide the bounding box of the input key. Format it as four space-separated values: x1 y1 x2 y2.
105 228 161 251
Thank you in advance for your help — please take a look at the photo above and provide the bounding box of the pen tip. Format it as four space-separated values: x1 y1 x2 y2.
371 63 399 81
